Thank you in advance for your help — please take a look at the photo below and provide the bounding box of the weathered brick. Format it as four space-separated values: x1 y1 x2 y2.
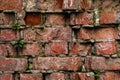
46 73 69 80
45 42 68 56
80 0 92 10
100 11 116 24
22 43 42 56
0 29 19 41
38 0 63 11
23 28 42 41
85 56 120 70
0 0 23 10
95 42 117 55
0 44 16 56
77 28 93 40
25 13 42 25
93 0 119 11
94 27 118 40
26 0 37 11
0 58 27 71
20 74 42 80
42 28 71 41
70 12 93 25
0 74 13 80
62 0 79 10
71 72 94 80
0 13 15 25
69 43 91 56
45 14 66 26
97 72 120 80
33 57 82 71
97 72 115 80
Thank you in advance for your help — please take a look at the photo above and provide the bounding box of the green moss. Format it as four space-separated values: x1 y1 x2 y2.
93 69 101 78
12 22 20 30
13 39 25 49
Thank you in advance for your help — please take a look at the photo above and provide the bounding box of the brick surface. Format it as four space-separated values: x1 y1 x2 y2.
38 0 63 11
0 0 23 10
0 58 27 71
97 72 115 80
42 28 71 41
45 42 68 56
62 0 79 10
23 28 42 41
0 29 19 41
0 44 16 56
77 28 93 40
33 57 82 71
80 0 92 10
46 73 69 80
70 12 93 25
45 14 66 26
26 0 37 11
25 13 42 25
71 72 94 80
85 57 120 70
95 42 117 55
22 43 42 56
0 74 13 80
0 13 15 25
94 27 118 40
69 43 91 56
100 11 116 24
20 74 42 80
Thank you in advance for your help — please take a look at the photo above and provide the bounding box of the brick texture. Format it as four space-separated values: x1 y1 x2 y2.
0 0 120 80
33 57 82 71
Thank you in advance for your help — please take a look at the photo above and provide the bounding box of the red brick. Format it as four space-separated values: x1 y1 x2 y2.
93 0 119 11
45 42 68 56
25 13 42 25
22 43 42 56
0 74 13 80
20 74 42 80
0 0 23 10
76 12 93 25
46 73 69 80
45 14 66 26
0 13 15 25
70 12 93 25
94 27 118 40
80 0 92 10
0 44 16 56
100 11 116 24
69 43 91 56
71 72 94 80
95 42 117 55
0 58 27 71
85 56 120 70
0 29 19 41
114 72 120 80
33 57 82 71
38 0 63 11
62 0 79 10
23 28 42 41
97 72 120 80
42 28 71 41
77 28 93 40
97 72 115 80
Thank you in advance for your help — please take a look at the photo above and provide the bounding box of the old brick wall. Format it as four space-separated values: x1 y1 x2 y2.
0 0 120 80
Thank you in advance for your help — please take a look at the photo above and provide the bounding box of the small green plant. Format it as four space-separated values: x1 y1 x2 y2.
115 51 120 55
93 69 101 78
12 22 20 30
14 39 25 49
